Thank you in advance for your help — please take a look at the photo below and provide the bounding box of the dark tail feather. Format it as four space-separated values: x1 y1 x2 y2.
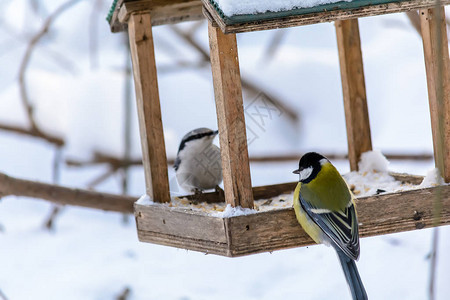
337 250 368 300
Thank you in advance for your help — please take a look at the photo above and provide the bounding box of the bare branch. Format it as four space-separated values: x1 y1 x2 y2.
43 148 64 231
168 24 299 122
43 205 63 230
86 167 117 189
18 0 82 130
0 288 8 300
0 172 136 213
428 227 439 300
0 123 64 146
66 151 434 169
116 287 131 300
262 30 287 62
406 11 421 35
89 0 103 69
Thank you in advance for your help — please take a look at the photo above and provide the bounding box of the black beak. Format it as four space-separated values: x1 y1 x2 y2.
213 130 219 136
292 168 301 174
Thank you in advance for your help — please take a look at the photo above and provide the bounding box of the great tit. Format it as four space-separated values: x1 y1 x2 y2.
174 128 222 193
293 152 367 300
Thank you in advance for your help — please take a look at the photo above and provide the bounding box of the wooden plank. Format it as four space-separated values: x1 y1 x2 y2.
227 185 450 256
137 230 230 255
135 203 227 243
202 0 450 34
208 23 254 208
420 7 450 182
336 18 372 171
226 209 313 256
137 184 450 257
110 0 203 32
128 13 171 203
119 0 203 26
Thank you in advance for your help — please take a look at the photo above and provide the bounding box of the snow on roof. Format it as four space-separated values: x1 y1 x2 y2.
213 0 352 17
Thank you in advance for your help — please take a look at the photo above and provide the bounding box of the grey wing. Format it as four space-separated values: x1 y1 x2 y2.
300 195 360 260
174 156 181 171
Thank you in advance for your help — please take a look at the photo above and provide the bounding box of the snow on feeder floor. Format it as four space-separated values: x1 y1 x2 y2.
135 168 450 257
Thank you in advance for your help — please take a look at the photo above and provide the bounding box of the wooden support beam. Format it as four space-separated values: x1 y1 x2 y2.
208 23 254 208
336 19 372 171
128 13 171 203
420 7 450 182
109 0 203 33
118 0 203 25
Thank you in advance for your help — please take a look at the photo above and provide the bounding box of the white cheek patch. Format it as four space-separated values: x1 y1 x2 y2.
299 166 313 181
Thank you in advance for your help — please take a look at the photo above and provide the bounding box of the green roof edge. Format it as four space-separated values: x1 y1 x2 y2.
106 0 119 23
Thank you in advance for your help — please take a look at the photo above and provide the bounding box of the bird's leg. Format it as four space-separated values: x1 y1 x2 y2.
215 185 225 202
194 188 203 196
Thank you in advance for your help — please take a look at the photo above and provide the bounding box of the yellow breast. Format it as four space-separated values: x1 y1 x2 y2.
293 182 323 244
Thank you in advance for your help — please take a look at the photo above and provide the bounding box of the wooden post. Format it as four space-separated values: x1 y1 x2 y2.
208 23 254 208
420 7 450 182
335 19 372 171
128 13 171 202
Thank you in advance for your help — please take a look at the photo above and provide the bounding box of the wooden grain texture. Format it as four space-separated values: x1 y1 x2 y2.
136 184 450 257
202 0 450 34
109 0 127 32
208 23 254 208
110 0 203 32
420 7 450 182
128 13 171 203
0 172 136 213
137 230 230 255
119 0 203 26
226 185 450 256
336 19 372 171
135 174 450 257
135 203 227 243
225 209 312 256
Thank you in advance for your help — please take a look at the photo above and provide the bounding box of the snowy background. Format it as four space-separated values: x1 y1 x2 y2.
0 0 449 299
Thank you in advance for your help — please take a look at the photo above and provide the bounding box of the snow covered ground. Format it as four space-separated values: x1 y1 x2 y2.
0 1 449 299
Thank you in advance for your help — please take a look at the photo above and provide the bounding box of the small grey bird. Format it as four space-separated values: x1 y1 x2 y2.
174 128 223 193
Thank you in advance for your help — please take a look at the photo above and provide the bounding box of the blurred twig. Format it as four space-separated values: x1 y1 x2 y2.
168 23 299 122
0 171 135 213
66 151 434 172
262 30 287 62
429 227 439 300
0 18 77 73
87 168 117 190
0 123 64 146
43 147 64 231
0 288 8 300
406 11 421 35
89 0 103 69
9 0 82 148
18 0 82 131
116 287 131 300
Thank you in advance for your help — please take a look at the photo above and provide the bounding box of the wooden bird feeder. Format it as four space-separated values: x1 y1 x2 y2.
108 0 450 257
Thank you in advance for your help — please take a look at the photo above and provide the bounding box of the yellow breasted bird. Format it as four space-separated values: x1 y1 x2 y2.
293 152 367 300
